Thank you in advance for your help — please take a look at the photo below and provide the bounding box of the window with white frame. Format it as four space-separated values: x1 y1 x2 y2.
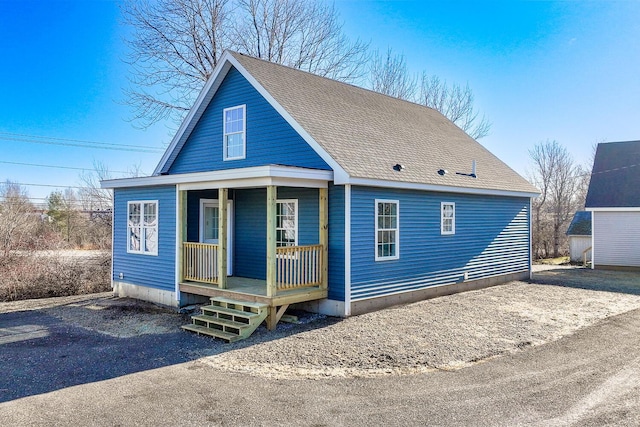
223 105 246 160
276 199 298 247
375 200 399 260
441 202 455 235
128 201 158 255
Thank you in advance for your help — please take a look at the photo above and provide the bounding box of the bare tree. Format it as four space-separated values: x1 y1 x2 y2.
418 74 491 139
369 48 417 100
123 0 368 128
529 140 582 258
368 49 491 139
78 161 116 213
122 0 232 128
0 182 36 256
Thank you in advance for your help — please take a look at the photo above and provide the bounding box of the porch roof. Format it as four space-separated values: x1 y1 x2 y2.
100 165 333 190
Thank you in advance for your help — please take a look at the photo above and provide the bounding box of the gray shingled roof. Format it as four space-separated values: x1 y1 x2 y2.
585 140 640 208
230 52 537 195
566 211 592 236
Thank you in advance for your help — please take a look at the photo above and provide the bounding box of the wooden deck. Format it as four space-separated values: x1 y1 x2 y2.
180 276 328 307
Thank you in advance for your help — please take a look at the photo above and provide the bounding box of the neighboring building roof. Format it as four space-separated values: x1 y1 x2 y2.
154 51 539 196
585 140 640 208
566 211 592 236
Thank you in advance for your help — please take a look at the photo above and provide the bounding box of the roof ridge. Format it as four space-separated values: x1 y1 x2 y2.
228 50 443 117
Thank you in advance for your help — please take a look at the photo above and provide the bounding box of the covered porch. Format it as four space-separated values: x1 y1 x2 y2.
176 172 330 330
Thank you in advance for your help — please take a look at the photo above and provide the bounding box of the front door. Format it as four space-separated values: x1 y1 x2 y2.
200 199 234 276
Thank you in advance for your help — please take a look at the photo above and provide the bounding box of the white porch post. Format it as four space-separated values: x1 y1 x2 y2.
218 188 228 289
266 185 277 297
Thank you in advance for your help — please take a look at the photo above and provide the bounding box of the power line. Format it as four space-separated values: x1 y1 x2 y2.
8 182 87 189
0 160 131 174
0 131 164 153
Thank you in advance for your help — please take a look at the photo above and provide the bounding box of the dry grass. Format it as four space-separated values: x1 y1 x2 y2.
0 251 111 302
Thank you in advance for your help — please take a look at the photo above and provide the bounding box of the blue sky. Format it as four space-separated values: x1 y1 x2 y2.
1 0 639 202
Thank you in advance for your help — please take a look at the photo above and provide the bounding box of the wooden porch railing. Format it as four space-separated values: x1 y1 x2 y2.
183 242 219 285
276 244 323 290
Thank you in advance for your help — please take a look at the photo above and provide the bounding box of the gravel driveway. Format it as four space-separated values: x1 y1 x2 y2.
3 266 639 383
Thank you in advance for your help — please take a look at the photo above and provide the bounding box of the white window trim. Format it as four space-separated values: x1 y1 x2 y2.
441 201 455 235
276 199 299 248
375 199 399 261
223 104 246 161
127 200 159 256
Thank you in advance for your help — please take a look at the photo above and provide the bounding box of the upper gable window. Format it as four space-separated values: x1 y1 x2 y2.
223 105 246 160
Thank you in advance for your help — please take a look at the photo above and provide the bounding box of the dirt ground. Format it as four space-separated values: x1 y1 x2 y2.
2 266 639 380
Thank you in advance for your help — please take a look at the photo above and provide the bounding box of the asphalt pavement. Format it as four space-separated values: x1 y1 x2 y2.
1 303 639 426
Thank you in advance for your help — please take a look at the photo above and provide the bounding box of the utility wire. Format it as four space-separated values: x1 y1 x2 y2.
0 132 164 153
0 160 131 174
9 182 87 189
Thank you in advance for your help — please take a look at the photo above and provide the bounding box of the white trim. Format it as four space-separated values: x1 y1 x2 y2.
591 210 595 269
225 53 350 182
344 184 352 316
222 104 246 161
440 202 456 235
154 60 234 175
586 207 640 212
174 188 180 301
102 165 332 189
374 199 400 261
152 51 349 181
126 200 159 256
111 195 115 289
276 199 298 247
341 177 539 198
529 198 533 279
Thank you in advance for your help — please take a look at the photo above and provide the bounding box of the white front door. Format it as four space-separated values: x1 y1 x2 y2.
199 199 234 276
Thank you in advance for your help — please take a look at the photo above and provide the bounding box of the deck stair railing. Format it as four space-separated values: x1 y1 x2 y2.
276 244 323 290
183 242 219 285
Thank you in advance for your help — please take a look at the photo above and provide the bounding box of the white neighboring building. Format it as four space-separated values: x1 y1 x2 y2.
566 211 591 263
585 141 640 270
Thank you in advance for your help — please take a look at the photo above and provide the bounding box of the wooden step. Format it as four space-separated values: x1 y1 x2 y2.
210 297 268 313
181 324 242 342
201 305 262 320
191 314 253 331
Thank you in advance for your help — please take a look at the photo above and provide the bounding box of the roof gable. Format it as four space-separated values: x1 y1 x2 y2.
155 50 538 196
166 66 330 174
585 140 640 208
566 211 592 236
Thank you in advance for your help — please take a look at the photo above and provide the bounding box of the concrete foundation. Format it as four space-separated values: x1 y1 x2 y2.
112 281 178 308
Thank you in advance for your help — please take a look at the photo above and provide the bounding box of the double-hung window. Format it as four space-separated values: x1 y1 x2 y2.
128 201 158 255
223 105 246 160
375 200 399 261
441 202 455 235
276 199 298 247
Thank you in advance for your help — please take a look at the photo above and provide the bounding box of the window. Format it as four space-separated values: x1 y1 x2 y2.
276 199 298 247
223 105 246 160
441 202 455 235
375 200 399 261
128 201 158 255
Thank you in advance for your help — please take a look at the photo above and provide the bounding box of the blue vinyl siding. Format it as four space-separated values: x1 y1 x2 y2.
234 187 320 279
113 186 176 292
350 186 530 301
328 184 345 301
168 67 330 174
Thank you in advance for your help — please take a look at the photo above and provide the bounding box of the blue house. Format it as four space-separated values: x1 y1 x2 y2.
102 51 538 338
